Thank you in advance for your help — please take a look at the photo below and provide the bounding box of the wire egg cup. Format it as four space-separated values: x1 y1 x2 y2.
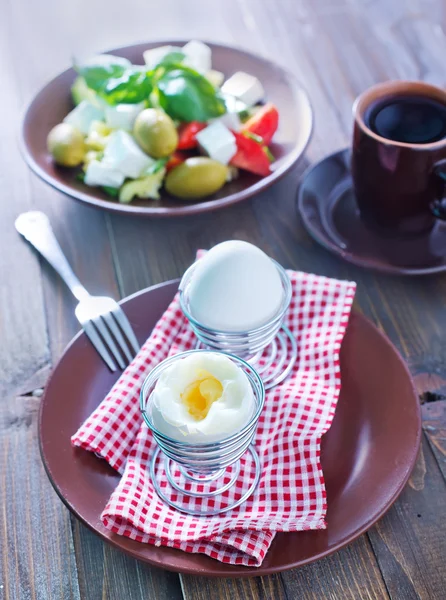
179 260 297 389
140 350 265 517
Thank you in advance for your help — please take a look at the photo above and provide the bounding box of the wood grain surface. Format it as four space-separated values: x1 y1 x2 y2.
1 0 446 598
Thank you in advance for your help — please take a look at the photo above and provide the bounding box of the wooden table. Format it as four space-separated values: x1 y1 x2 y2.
1 0 446 598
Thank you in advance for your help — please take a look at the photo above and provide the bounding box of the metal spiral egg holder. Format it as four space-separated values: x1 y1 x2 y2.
179 260 297 390
140 350 265 516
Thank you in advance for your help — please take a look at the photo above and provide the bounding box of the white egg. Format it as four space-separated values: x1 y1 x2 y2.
187 241 284 332
150 352 255 443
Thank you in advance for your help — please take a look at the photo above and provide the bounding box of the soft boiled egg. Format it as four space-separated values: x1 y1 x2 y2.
150 352 254 443
186 241 284 332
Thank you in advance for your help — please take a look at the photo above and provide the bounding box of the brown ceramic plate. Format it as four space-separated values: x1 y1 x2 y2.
39 279 421 576
22 41 313 217
298 149 446 275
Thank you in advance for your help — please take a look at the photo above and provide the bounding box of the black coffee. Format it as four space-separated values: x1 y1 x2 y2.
365 94 446 144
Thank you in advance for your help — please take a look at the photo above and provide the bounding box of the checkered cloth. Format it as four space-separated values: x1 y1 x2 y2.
72 263 355 567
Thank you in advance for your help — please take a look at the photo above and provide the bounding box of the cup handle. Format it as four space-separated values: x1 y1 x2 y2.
432 158 446 220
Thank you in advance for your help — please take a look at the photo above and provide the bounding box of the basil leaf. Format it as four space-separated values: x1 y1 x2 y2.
156 66 226 122
155 51 185 68
102 67 153 104
77 55 130 93
78 57 152 105
102 186 120 197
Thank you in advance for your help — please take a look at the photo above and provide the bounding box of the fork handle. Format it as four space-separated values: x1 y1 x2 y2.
15 211 90 302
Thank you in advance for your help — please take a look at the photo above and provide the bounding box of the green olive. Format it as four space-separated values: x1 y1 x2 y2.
47 123 86 167
133 109 178 158
165 157 228 199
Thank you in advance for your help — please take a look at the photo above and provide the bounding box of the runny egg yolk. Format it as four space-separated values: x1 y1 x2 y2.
181 370 223 421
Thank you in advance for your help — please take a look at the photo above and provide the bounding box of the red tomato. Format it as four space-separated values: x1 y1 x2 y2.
166 152 187 172
230 132 271 177
177 122 207 149
241 103 279 145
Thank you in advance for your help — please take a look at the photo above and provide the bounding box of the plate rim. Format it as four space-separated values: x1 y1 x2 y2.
297 148 446 276
39 279 421 577
21 39 314 218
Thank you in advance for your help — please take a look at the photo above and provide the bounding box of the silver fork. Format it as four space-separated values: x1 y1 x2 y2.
15 211 140 372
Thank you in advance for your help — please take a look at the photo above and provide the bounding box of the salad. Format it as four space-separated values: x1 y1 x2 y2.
47 41 279 203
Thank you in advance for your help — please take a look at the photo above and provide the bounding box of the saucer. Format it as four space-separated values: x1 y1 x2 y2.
297 148 446 275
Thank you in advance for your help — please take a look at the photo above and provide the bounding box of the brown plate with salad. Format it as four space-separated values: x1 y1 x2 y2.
21 40 313 217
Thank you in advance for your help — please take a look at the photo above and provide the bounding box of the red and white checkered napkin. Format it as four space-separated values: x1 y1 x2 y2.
72 267 355 567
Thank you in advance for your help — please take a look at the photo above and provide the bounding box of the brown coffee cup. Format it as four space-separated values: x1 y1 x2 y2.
352 81 446 235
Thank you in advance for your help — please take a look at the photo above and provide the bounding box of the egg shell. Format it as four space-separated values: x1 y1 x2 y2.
187 241 284 332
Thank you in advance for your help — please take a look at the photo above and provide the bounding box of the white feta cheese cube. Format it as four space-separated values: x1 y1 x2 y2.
206 69 225 88
221 72 265 107
105 102 145 131
182 40 212 74
223 94 248 114
196 122 237 165
84 160 125 188
214 111 241 132
103 130 155 179
63 101 104 134
143 45 183 69
211 95 245 131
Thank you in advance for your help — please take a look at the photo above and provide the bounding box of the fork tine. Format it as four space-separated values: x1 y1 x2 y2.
93 317 126 370
102 312 133 363
112 307 140 355
83 321 117 372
